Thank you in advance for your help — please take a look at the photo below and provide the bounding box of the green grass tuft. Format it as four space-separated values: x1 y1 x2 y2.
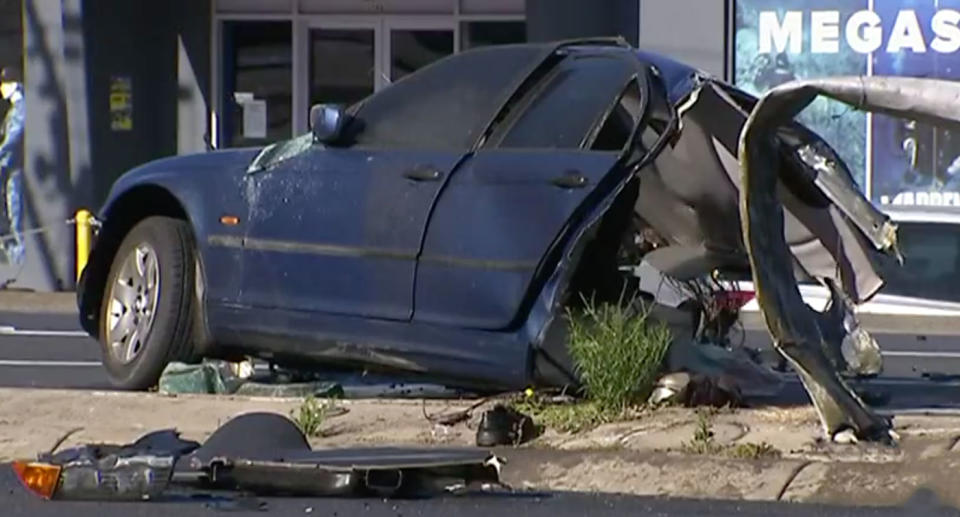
681 410 781 459
566 296 672 413
511 398 615 434
290 395 336 437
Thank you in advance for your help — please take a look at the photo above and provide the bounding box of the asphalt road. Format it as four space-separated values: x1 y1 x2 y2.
1 464 958 517
1 310 960 409
0 311 110 389
2 313 960 515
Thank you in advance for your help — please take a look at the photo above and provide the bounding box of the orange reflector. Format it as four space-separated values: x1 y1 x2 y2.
220 215 240 226
11 461 61 499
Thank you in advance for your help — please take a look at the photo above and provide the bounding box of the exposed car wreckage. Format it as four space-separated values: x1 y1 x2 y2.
76 39 946 446
736 76 960 444
12 413 505 502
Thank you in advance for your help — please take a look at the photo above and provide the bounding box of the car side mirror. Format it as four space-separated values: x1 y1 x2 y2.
310 104 346 144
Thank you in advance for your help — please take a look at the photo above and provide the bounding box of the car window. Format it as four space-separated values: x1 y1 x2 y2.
590 79 643 152
496 55 635 149
635 71 672 154
876 221 960 302
341 45 547 150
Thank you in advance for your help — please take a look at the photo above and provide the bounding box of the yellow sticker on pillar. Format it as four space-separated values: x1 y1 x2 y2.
110 77 133 131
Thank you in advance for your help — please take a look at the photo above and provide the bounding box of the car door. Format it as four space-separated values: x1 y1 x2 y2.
238 45 554 320
239 146 460 319
414 53 647 329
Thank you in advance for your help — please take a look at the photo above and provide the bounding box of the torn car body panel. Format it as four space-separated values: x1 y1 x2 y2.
635 75 891 304
738 76 960 441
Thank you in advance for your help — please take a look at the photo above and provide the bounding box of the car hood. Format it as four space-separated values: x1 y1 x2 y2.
102 147 263 212
119 147 263 182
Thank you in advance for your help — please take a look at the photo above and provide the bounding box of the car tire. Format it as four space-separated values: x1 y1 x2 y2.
99 216 196 390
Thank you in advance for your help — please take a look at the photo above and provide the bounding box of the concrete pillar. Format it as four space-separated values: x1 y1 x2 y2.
20 0 77 290
176 0 212 155
17 0 211 291
637 0 728 79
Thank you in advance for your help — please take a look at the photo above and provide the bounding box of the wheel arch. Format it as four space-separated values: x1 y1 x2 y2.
78 184 206 347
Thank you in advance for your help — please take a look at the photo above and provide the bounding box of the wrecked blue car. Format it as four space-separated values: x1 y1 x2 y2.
76 38 893 420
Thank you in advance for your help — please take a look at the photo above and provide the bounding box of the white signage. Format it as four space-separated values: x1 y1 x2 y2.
759 9 960 54
242 99 267 139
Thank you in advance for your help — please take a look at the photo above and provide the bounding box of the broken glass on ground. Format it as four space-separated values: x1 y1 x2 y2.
157 359 472 399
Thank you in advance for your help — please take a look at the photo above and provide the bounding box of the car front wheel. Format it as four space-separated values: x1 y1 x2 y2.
99 216 196 390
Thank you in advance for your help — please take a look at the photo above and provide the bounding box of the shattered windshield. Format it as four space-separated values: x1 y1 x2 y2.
246 132 314 172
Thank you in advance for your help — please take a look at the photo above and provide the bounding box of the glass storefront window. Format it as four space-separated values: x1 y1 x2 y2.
310 28 376 108
389 30 454 82
221 21 292 148
460 21 526 50
217 14 528 144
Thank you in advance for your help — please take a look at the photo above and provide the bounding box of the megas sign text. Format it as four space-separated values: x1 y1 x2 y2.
759 9 960 54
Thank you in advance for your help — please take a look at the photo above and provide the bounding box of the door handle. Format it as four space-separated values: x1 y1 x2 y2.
552 171 588 189
403 167 443 182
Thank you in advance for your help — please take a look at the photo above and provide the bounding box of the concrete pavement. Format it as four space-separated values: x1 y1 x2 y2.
5 464 954 517
3 389 960 507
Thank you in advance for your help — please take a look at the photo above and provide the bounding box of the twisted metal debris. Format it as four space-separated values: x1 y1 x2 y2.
740 76 960 442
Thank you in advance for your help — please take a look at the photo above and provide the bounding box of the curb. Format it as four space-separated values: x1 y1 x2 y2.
0 291 76 314
501 448 960 507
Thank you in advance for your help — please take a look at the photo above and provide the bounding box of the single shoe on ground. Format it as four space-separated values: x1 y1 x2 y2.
476 404 537 447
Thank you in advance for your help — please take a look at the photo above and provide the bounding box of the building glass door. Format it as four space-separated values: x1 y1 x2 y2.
384 20 455 82
220 20 292 148
308 23 379 110
217 12 523 147
305 18 454 111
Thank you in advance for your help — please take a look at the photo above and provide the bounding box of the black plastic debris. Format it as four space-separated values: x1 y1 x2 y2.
476 404 536 447
14 412 505 502
648 371 742 408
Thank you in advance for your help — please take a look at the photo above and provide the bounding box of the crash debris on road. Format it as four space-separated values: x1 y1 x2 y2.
12 412 505 502
6 391 960 507
157 359 473 399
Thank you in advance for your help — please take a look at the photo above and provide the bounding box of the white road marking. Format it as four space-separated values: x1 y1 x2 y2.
0 325 88 338
0 360 272 370
0 360 101 367
882 351 960 359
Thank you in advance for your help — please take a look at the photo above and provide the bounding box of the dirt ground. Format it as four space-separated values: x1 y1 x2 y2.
2 388 959 507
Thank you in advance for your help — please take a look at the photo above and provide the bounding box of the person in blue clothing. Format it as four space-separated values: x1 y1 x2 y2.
0 67 24 265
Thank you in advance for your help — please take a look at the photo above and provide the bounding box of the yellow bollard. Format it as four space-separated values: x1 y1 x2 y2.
75 209 93 282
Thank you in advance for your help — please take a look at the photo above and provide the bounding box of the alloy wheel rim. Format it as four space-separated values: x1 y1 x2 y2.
106 243 160 364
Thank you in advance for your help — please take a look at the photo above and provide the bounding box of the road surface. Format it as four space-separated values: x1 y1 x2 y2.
1 464 957 517
1 311 960 410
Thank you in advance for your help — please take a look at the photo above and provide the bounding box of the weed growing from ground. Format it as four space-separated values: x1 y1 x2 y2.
511 398 614 434
566 296 672 413
727 441 781 459
681 409 724 455
681 409 781 459
291 396 336 437
509 296 672 434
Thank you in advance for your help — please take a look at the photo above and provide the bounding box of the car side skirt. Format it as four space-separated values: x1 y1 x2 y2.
207 303 531 391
